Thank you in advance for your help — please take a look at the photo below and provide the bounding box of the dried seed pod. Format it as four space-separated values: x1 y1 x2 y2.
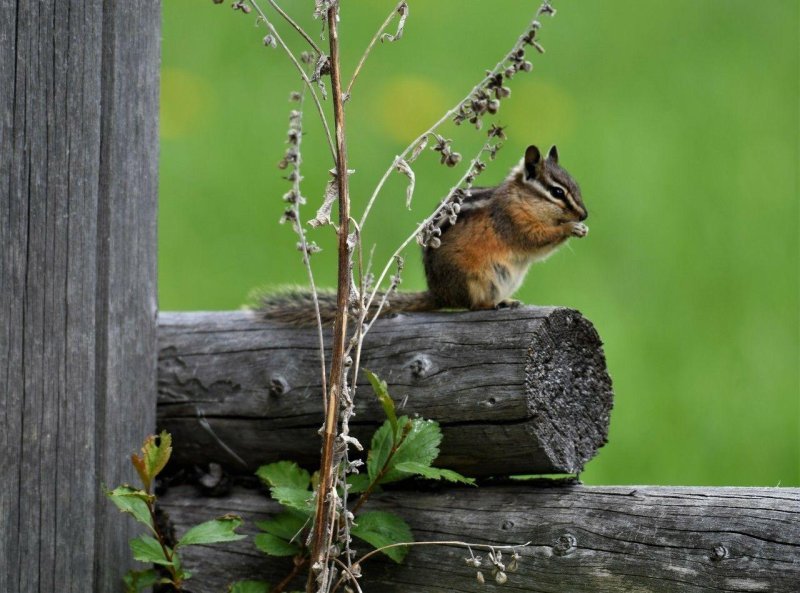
231 1 251 13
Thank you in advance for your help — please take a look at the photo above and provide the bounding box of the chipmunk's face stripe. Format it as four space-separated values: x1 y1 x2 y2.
533 176 586 219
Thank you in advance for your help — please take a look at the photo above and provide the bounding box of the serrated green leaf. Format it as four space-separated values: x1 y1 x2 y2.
364 369 397 436
256 461 311 491
129 534 174 566
131 432 172 491
269 486 314 514
106 486 154 531
351 511 412 563
367 419 394 483
255 509 307 542
177 514 247 547
228 580 270 593
380 418 442 484
345 473 371 495
123 568 160 593
254 533 302 557
394 461 475 485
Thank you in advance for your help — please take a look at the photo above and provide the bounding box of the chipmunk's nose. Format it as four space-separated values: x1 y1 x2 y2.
579 209 588 221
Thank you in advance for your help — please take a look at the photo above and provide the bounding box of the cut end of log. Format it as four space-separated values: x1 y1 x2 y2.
525 308 614 474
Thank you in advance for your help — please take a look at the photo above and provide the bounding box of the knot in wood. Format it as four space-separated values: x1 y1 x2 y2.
553 533 577 556
269 374 290 396
407 354 433 379
197 462 232 497
711 545 729 562
501 520 515 530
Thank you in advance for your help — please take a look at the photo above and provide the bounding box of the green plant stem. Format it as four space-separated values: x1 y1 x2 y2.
146 500 181 589
350 428 407 514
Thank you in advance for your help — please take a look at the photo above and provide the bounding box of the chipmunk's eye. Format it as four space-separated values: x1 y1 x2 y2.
550 186 566 200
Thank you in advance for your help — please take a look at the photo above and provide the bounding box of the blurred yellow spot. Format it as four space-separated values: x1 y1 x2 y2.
373 76 449 143
160 68 213 139
503 79 575 143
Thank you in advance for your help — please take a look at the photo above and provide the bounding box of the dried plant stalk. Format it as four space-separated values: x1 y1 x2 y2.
308 4 351 592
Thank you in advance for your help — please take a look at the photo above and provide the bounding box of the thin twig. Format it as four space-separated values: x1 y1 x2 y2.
361 142 495 335
265 0 324 56
333 558 364 593
290 80 328 403
248 0 337 163
357 11 544 230
272 555 309 593
344 1 405 100
331 541 533 593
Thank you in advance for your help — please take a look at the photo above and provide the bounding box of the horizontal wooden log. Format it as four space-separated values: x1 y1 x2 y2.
158 483 800 592
157 307 613 477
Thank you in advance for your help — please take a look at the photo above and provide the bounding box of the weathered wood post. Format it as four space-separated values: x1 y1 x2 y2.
0 1 159 591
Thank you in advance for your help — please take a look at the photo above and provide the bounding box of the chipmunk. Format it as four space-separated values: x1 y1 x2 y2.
260 144 587 324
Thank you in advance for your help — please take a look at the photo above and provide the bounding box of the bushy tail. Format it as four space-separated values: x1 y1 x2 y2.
255 287 437 326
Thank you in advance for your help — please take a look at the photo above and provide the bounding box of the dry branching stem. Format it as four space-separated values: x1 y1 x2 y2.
249 0 337 162
345 1 408 100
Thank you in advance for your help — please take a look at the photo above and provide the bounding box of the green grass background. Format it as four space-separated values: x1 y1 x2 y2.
160 0 799 486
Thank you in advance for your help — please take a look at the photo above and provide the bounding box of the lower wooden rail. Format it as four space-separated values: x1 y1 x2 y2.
158 483 800 592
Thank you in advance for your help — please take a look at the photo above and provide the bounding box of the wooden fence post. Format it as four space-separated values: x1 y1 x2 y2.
0 1 159 591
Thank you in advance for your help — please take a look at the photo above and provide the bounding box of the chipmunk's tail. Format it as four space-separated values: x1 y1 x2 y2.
255 287 437 326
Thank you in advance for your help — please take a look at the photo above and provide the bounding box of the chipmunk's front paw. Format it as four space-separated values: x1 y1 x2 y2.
570 222 589 238
495 299 521 310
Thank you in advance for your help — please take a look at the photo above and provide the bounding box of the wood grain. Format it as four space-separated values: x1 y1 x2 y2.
0 1 159 591
158 483 800 593
157 307 614 478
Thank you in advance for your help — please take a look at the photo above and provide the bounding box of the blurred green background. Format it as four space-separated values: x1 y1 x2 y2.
160 0 799 486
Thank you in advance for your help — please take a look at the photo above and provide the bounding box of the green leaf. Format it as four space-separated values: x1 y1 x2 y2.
351 511 412 564
256 461 311 491
255 510 307 542
345 473 371 495
367 420 394 483
177 514 247 547
106 486 154 530
129 534 174 566
123 569 160 593
364 369 397 436
229 581 270 593
269 486 314 514
394 461 475 485
380 418 442 484
254 533 302 557
131 431 173 491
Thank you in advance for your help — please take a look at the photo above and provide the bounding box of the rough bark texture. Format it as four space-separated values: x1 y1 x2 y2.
0 1 159 591
158 483 800 593
157 307 614 478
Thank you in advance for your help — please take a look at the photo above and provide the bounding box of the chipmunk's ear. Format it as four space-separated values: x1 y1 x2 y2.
524 145 541 179
547 145 559 164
